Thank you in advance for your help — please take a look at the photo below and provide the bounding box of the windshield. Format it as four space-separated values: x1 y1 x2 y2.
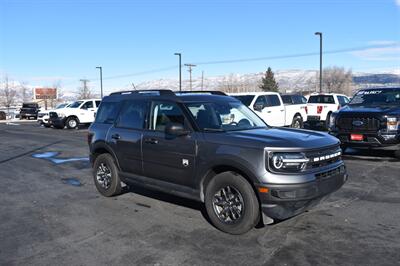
22 103 37 108
349 89 400 106
69 101 83 108
308 95 335 104
185 101 266 132
56 103 69 109
232 95 255 107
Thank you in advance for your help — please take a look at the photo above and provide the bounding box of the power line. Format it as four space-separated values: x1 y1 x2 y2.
184 64 196 90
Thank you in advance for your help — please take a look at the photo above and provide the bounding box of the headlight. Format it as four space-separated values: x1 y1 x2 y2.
57 113 66 118
386 117 399 131
268 152 309 173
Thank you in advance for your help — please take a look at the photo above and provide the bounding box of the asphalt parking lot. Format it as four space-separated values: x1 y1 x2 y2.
1 122 400 266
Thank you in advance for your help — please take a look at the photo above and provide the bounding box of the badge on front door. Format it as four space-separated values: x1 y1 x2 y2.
182 159 189 167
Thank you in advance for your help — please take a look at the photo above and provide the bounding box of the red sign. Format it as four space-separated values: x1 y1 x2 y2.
35 88 57 100
350 134 363 141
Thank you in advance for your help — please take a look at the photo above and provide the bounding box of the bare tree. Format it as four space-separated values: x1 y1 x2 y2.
0 75 18 116
320 66 354 95
19 81 32 102
77 79 93 99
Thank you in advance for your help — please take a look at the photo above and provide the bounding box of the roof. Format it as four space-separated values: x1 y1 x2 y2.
229 91 279 96
103 90 238 103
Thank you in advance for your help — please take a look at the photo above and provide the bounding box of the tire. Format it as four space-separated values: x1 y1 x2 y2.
44 124 51 128
93 153 122 197
66 117 79 129
325 113 332 130
205 172 260 235
291 116 303 129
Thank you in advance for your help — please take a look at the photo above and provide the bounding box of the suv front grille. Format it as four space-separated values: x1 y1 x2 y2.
337 117 380 132
49 112 58 118
305 145 342 169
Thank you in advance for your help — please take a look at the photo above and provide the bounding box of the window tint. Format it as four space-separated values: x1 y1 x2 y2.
81 101 94 109
116 101 146 129
254 96 267 107
232 95 255 106
266 95 281 107
300 96 308 104
337 96 347 106
281 95 293 104
150 101 186 131
308 95 335 104
95 102 119 124
95 100 101 107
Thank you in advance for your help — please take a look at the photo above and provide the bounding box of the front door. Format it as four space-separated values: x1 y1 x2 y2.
79 100 97 123
263 94 285 127
142 101 196 188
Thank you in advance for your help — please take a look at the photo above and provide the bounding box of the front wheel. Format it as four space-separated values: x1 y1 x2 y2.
66 117 79 129
205 172 260 235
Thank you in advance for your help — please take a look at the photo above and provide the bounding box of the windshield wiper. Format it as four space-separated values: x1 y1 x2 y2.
203 128 225 132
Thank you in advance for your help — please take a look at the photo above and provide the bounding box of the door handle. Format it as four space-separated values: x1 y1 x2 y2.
144 138 158 144
266 111 271 113
111 134 120 140
280 110 284 112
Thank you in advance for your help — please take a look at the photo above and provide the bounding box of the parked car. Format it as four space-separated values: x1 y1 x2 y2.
329 87 400 158
38 102 71 127
49 99 101 129
306 93 350 128
230 92 307 128
88 90 347 234
281 93 308 128
19 102 40 120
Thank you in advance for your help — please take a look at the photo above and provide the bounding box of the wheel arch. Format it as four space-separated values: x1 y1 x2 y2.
91 142 121 170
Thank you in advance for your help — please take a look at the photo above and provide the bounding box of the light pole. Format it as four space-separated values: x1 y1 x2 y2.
96 66 103 98
315 32 322 93
174 53 182 91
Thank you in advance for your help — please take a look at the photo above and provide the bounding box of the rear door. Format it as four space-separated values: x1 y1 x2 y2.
107 100 147 175
142 100 196 187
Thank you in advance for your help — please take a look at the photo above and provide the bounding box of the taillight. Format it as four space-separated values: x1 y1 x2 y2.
337 105 341 110
305 106 308 114
317 106 323 114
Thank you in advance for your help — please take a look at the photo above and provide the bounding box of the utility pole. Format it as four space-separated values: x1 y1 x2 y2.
80 79 90 99
201 71 204 91
174 53 182 91
315 32 322 93
184 64 196 91
96 67 103 98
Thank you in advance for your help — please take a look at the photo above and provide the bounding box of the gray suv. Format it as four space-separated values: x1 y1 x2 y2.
88 90 347 234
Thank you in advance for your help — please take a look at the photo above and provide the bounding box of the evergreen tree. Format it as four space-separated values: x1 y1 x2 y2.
259 67 279 92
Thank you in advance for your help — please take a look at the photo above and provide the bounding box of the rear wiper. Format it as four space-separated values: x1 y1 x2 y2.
203 128 225 132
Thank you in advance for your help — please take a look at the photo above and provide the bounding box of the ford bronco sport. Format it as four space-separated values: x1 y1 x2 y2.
88 90 347 234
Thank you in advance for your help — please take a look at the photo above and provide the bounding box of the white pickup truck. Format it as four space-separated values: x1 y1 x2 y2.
306 93 350 128
230 92 307 128
49 99 101 129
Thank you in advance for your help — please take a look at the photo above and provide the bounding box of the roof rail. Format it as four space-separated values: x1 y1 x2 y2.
176 90 227 96
110 89 175 96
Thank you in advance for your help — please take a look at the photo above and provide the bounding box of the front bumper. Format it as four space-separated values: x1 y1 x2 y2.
330 130 400 150
257 164 347 221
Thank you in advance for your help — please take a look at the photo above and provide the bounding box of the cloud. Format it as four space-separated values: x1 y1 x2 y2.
352 42 400 61
396 0 400 6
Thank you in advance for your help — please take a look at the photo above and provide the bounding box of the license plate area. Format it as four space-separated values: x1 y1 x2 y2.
350 134 363 141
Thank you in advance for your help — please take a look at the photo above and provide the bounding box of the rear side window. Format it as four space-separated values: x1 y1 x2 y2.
266 95 281 107
281 95 293 104
116 101 147 129
95 102 119 124
308 95 335 104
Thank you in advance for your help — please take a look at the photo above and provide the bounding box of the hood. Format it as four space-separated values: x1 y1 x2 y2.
338 105 400 116
205 127 339 150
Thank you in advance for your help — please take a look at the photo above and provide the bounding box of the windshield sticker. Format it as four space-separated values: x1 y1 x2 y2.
357 90 382 95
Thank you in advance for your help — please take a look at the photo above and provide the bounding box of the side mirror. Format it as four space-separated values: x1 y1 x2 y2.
165 123 189 136
254 103 264 112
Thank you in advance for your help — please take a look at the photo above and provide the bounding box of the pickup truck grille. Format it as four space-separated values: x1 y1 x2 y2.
49 112 58 118
337 117 380 132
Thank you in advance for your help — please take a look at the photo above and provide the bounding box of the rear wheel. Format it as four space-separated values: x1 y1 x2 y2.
205 172 260 235
93 153 122 197
291 116 303 129
66 117 79 129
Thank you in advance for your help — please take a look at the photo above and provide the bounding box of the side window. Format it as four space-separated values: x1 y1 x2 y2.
300 96 308 104
281 95 292 104
254 96 267 107
149 101 186 131
81 101 94 109
337 96 347 106
266 95 281 107
95 102 119 124
95 101 101 107
116 101 147 129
